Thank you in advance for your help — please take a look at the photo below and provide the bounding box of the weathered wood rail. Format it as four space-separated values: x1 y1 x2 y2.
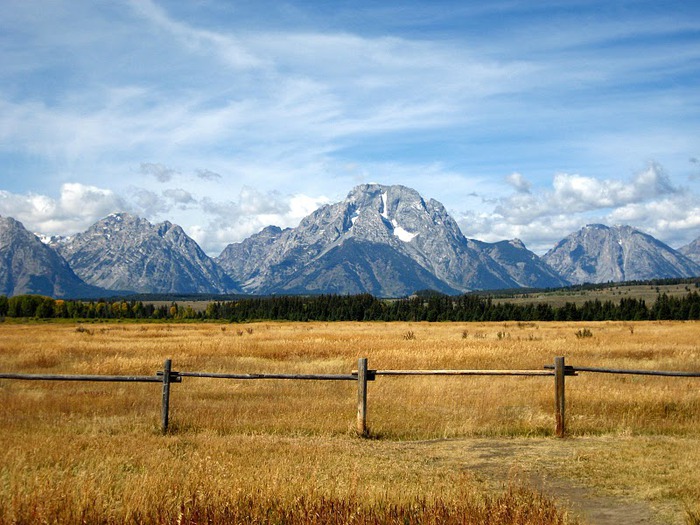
544 365 700 377
372 370 556 376
0 373 165 382
175 371 359 380
1 357 698 438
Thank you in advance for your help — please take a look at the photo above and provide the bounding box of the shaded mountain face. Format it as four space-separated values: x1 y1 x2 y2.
467 238 570 289
56 213 240 294
0 216 105 298
679 237 700 265
269 238 463 297
542 224 700 284
216 225 287 285
216 184 559 296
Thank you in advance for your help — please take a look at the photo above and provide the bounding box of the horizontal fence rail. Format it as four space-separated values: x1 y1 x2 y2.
373 369 556 376
0 373 170 383
543 365 700 377
175 371 359 381
1 357 698 438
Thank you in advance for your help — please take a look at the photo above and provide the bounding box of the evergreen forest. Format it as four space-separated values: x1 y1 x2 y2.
1 291 700 322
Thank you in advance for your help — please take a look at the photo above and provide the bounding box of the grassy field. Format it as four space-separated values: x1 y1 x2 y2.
0 321 698 523
493 281 700 307
141 280 700 313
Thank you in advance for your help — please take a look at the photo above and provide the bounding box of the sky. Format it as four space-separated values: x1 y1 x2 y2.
1 0 699 256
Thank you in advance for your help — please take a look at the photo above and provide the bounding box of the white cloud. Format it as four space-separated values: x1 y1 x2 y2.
459 208 588 254
128 188 169 217
505 172 531 193
190 188 331 254
608 195 700 247
0 181 330 255
459 162 697 253
1 2 699 258
0 183 125 235
491 162 679 224
127 0 265 70
238 186 288 215
550 162 677 212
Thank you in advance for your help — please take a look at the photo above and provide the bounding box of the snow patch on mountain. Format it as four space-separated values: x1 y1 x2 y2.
380 191 389 220
391 220 417 242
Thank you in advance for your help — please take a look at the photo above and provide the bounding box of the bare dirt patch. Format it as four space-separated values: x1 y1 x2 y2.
400 437 683 525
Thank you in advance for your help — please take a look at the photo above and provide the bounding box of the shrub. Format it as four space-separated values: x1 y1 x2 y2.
575 328 593 339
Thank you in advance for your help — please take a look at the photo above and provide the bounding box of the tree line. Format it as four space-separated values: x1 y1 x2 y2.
1 291 700 322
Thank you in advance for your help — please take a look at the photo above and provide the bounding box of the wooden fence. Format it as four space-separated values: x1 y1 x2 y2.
1 357 698 437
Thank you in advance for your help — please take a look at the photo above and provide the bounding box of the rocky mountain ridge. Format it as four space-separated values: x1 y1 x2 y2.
542 224 700 284
215 184 567 296
1 184 699 298
0 216 106 298
54 213 240 295
679 237 700 266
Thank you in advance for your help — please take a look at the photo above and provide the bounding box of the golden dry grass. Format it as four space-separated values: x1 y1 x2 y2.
0 320 698 523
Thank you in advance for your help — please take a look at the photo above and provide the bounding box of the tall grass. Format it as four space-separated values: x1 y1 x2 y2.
2 320 699 438
1 320 698 523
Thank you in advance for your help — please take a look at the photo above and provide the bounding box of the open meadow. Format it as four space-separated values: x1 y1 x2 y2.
494 281 700 308
0 320 699 524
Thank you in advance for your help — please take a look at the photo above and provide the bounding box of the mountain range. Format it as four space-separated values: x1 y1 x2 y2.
1 183 698 298
0 216 105 298
542 224 700 284
216 184 569 296
53 213 239 295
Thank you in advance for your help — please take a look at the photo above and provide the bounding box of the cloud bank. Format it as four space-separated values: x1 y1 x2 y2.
457 163 698 253
0 1 699 255
1 161 697 257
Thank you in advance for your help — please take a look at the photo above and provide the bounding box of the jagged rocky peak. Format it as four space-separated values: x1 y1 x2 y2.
70 212 154 248
0 215 105 298
215 225 288 283
280 183 428 251
57 212 239 294
679 236 700 265
467 237 570 289
100 212 145 230
215 182 556 296
340 183 462 245
543 224 700 284
346 182 425 212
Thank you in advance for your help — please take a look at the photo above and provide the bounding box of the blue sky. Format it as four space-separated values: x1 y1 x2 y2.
1 0 699 255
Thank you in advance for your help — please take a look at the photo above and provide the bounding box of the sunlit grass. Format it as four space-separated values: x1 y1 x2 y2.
2 321 698 439
0 320 698 523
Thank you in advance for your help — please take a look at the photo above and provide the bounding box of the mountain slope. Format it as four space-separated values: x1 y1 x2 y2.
468 238 570 288
216 225 287 284
217 184 562 296
0 215 106 298
57 213 240 294
271 238 462 296
542 224 700 284
679 237 700 265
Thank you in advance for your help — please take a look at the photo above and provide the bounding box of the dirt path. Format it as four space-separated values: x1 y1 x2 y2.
402 438 680 525
468 440 661 525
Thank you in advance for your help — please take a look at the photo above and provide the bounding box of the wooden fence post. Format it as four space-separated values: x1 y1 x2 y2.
161 359 172 434
357 357 368 437
554 356 566 438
